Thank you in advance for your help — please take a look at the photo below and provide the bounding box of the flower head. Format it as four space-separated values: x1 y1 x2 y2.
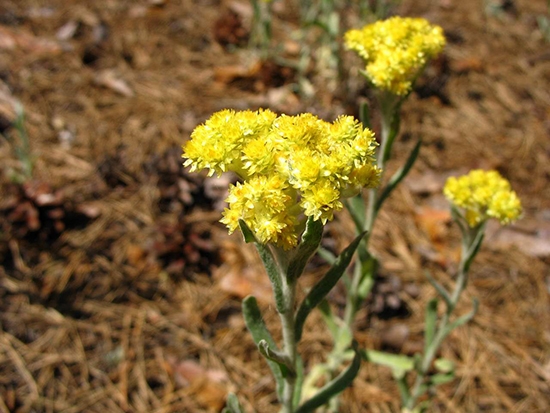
183 109 381 249
344 17 446 96
183 108 277 177
443 170 522 227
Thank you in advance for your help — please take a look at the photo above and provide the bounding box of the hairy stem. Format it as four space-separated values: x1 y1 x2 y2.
279 270 298 412
343 92 395 332
405 226 480 410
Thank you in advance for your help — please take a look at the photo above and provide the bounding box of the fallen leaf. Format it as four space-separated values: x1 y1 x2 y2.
126 244 146 266
380 324 409 351
167 357 228 411
56 20 79 41
414 206 457 266
415 206 451 245
94 70 134 97
214 60 261 84
0 26 61 55
452 57 484 74
228 0 253 19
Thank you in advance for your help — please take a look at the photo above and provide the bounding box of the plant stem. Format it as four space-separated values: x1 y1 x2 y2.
404 227 480 410
279 270 298 412
343 92 395 330
250 0 272 58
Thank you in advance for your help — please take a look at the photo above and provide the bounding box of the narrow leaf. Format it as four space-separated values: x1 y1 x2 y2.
239 220 286 313
376 139 421 210
396 376 411 407
382 108 402 163
359 101 372 130
295 344 361 413
258 340 293 377
317 247 336 264
425 271 451 306
362 349 415 379
450 205 468 236
445 298 479 334
357 255 377 301
317 299 339 338
294 231 367 341
463 230 485 274
242 296 285 399
424 298 438 352
434 358 455 374
357 272 375 301
429 372 455 385
345 195 366 233
334 327 354 356
287 216 323 281
293 355 304 408
223 393 243 413
327 12 339 36
238 219 257 244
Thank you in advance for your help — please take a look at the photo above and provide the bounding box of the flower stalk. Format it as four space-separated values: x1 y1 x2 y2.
304 16 447 411
403 223 484 411
400 169 521 411
339 17 446 339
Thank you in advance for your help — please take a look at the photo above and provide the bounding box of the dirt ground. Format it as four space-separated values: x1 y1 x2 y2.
0 0 549 412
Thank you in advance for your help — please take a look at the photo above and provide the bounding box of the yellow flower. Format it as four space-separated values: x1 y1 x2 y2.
183 109 381 248
344 17 446 95
443 170 522 227
300 179 343 224
183 108 277 177
220 175 299 250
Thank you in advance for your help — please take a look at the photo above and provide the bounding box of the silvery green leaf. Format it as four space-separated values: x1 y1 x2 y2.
239 220 286 313
295 343 361 413
294 231 367 341
363 349 415 380
242 296 285 400
376 139 421 210
222 393 243 413
424 298 438 351
287 216 323 281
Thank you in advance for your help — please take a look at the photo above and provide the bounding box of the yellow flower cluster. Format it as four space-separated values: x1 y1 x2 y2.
443 170 522 227
183 109 381 249
344 17 446 96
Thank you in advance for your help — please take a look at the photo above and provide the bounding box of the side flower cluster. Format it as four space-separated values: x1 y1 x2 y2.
183 109 381 249
344 17 446 96
444 169 522 227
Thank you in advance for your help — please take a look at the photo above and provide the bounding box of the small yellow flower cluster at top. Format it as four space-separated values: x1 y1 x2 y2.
344 17 446 96
443 170 522 227
183 109 381 249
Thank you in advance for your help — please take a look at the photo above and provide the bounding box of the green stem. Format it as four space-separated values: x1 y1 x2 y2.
311 93 399 413
279 264 298 412
311 91 404 410
342 92 396 331
404 226 481 410
250 0 272 58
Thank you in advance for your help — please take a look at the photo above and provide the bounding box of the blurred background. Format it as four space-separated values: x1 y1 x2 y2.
0 0 549 412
